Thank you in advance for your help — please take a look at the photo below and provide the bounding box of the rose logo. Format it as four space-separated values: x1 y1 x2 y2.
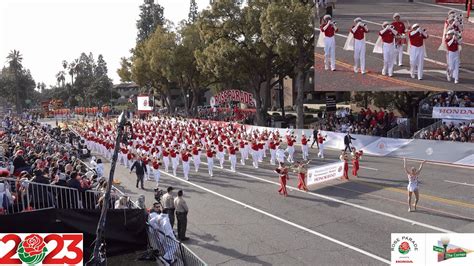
17 234 48 264
398 241 411 255
378 142 385 150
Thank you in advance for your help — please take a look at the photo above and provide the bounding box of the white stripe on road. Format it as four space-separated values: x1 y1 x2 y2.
444 180 474 187
159 170 391 265
201 162 454 234
316 29 474 74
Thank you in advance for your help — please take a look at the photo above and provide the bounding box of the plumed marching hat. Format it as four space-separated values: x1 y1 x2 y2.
393 13 400 19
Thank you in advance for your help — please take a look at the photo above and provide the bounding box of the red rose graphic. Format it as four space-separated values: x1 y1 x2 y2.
23 234 46 256
400 242 410 250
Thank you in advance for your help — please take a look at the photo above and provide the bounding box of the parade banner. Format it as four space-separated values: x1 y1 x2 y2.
137 95 153 112
211 90 256 107
306 162 345 186
432 107 474 120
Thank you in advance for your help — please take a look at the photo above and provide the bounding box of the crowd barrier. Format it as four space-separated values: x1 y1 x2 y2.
147 226 207 266
245 125 474 167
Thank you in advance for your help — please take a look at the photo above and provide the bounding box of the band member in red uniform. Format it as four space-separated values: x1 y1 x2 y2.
301 133 309 160
181 149 191 180
170 147 179 176
152 158 162 188
251 140 259 168
340 151 350 180
408 24 428 80
191 145 201 172
351 148 363 177
206 145 216 177
321 14 338 71
350 17 369 74
227 143 239 172
379 22 398 77
292 161 310 192
317 132 327 159
162 147 170 173
391 13 406 67
445 30 462 84
275 162 289 196
286 135 296 163
217 143 225 169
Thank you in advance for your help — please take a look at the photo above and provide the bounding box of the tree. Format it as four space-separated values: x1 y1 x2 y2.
261 0 315 129
136 0 165 42
6 50 24 113
188 0 198 23
117 57 132 82
196 0 281 126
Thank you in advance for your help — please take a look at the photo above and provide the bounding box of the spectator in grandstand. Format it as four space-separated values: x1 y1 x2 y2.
13 150 30 174
30 169 54 209
115 196 129 209
0 182 13 214
419 121 473 142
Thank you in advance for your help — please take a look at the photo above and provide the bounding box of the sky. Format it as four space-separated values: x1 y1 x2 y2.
0 0 210 88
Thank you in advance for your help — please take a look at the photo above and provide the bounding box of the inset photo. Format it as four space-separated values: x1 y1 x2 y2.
314 0 473 91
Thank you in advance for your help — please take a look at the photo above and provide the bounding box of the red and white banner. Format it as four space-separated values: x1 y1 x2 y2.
137 95 153 112
432 107 474 120
211 90 256 107
306 162 345 186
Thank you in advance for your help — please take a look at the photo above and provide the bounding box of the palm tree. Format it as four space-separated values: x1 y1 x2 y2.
56 71 66 87
6 50 24 113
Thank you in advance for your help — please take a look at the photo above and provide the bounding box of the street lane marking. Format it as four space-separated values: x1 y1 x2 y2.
444 180 474 187
202 162 454 233
352 180 474 209
159 169 391 265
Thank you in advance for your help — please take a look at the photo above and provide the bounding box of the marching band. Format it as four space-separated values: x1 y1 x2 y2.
320 11 466 83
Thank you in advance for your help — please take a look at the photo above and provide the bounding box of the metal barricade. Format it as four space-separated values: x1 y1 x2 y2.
147 225 207 266
0 177 81 215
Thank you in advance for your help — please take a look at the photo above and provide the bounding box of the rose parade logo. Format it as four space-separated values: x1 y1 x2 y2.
0 233 83 265
17 234 48 264
398 241 411 255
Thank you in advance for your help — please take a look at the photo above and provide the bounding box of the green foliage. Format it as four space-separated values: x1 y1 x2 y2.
1 50 36 113
136 0 165 42
188 0 198 23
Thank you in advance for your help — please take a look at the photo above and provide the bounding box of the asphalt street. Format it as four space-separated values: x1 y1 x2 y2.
94 143 474 265
314 0 474 91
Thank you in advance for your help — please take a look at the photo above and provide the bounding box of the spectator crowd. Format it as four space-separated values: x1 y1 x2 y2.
0 115 133 214
418 121 473 142
319 107 398 137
